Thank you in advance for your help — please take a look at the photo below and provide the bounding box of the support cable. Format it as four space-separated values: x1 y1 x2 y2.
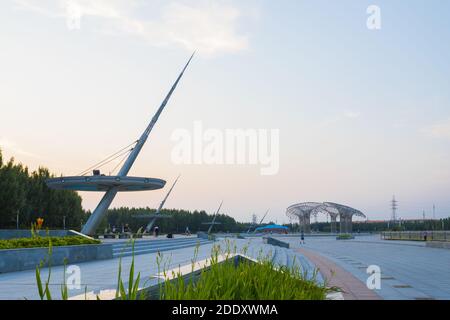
77 140 138 176
109 149 133 176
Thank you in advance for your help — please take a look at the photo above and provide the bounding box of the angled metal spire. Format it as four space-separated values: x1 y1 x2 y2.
247 214 257 233
118 52 195 176
145 175 181 232
81 53 194 235
258 209 269 225
208 201 223 234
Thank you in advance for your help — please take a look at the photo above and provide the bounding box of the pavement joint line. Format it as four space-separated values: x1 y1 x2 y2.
393 284 413 288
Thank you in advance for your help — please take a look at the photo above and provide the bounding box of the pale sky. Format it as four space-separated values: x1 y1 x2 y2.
1 0 450 223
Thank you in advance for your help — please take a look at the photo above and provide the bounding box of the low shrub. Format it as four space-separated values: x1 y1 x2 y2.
0 236 100 250
336 234 354 240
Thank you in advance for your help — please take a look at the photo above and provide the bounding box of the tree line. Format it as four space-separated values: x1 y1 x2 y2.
98 207 250 234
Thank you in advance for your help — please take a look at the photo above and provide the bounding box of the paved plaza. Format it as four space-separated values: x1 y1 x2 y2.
277 235 450 300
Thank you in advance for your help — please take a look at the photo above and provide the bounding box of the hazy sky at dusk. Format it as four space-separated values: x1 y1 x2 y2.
1 0 450 223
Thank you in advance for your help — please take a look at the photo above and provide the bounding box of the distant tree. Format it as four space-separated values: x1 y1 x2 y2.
99 207 248 235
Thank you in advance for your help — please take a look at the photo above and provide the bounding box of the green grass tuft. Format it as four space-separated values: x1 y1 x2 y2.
158 244 331 300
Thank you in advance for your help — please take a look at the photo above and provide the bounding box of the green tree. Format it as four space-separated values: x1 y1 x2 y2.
0 150 87 230
0 157 28 227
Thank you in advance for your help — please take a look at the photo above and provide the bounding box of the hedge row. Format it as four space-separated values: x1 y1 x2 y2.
0 236 100 250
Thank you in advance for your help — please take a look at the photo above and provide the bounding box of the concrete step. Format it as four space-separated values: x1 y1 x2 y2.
113 237 209 250
276 248 288 267
112 238 206 251
112 237 202 248
112 238 211 258
113 240 211 256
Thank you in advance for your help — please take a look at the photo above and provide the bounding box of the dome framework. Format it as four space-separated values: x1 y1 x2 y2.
286 202 366 234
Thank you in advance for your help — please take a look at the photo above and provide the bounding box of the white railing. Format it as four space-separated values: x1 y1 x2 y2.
381 231 450 242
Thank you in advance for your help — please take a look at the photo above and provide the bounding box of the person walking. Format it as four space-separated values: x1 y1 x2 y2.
154 226 160 237
300 231 305 245
185 226 191 236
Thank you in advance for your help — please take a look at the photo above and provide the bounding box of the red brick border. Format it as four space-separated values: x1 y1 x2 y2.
297 247 382 300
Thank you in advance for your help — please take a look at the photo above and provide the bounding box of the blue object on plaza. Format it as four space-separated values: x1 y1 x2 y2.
255 224 289 233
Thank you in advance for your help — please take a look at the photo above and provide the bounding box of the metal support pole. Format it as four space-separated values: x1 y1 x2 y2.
304 213 311 234
145 175 180 233
81 53 194 236
348 215 353 234
331 217 336 234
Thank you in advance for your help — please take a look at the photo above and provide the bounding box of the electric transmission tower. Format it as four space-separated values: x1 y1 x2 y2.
391 195 398 224
252 214 258 225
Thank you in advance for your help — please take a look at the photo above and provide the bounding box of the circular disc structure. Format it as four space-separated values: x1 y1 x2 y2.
46 176 166 192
